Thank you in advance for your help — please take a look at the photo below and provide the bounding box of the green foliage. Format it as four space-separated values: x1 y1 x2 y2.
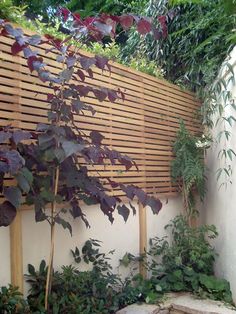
171 121 206 215
0 285 30 313
0 0 27 22
25 240 150 313
147 215 233 303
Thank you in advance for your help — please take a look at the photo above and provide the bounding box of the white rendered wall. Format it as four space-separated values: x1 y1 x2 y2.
0 196 183 292
203 47 236 302
0 227 11 286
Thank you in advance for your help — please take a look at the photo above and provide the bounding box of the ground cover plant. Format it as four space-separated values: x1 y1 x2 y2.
146 215 233 304
0 7 168 310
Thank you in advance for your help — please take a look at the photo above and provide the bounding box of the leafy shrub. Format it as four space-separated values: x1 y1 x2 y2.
171 120 206 216
0 285 30 313
147 215 233 303
25 239 148 313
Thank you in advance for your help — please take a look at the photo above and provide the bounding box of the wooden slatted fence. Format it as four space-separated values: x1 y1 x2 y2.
0 27 202 199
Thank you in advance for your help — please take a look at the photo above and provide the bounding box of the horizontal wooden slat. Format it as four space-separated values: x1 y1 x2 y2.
0 27 202 199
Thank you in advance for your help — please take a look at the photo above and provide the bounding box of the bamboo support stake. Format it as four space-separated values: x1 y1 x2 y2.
139 203 147 278
10 210 23 293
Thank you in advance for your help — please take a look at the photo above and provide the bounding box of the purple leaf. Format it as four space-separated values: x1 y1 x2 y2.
146 197 162 214
80 56 96 70
129 202 136 215
93 88 107 102
135 188 147 206
0 131 11 143
62 140 84 158
11 41 26 55
0 201 16 227
108 90 118 103
121 185 135 200
12 130 31 144
117 204 130 222
76 69 86 82
90 130 104 145
95 55 109 71
28 34 42 45
0 150 25 174
66 55 77 68
4 186 22 208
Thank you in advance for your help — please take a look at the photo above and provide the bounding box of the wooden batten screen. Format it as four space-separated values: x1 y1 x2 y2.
0 30 201 199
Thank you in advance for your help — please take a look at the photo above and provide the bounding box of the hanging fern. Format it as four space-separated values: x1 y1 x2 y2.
171 121 206 217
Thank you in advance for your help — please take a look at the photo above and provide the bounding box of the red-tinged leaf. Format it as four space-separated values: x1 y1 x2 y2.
60 7 70 22
76 69 85 82
93 89 107 102
27 56 43 73
47 94 54 102
0 201 16 227
137 19 152 35
119 15 134 30
0 28 8 36
158 15 167 25
72 13 81 21
11 41 26 55
117 204 130 222
107 178 119 189
90 130 104 145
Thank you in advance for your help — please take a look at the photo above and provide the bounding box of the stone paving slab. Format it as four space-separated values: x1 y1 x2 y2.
116 293 236 314
169 294 236 314
116 303 160 314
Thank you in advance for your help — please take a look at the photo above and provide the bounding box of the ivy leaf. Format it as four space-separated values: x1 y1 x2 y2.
0 201 16 227
62 140 84 158
4 186 22 208
117 204 130 222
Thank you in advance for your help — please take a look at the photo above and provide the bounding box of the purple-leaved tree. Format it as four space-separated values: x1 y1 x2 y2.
0 8 168 309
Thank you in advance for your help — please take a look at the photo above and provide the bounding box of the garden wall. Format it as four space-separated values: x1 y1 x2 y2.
203 47 236 302
0 26 201 291
0 196 183 293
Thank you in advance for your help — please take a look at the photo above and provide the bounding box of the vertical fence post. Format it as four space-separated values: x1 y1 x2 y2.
10 210 23 292
139 203 147 278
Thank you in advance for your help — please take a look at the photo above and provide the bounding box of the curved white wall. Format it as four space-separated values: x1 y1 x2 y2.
203 47 236 302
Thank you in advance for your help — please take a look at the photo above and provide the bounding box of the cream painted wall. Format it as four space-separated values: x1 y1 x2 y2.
0 196 183 291
203 47 236 302
0 227 11 286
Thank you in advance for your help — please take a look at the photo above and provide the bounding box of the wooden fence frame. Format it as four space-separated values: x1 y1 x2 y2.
0 26 202 290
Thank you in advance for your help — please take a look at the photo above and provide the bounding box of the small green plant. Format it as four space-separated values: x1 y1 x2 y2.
0 285 30 313
147 215 233 304
171 120 206 218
